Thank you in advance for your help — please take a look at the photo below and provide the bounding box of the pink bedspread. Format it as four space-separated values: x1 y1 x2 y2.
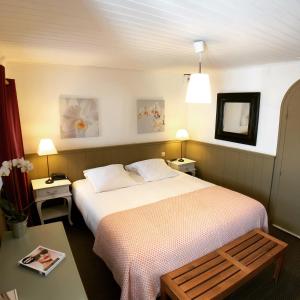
93 186 268 300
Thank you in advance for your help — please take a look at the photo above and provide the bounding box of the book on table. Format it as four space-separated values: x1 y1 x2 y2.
19 245 65 276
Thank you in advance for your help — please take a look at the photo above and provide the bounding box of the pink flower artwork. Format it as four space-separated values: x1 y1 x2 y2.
137 100 165 133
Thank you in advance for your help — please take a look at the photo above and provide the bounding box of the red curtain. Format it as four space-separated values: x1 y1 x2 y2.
0 65 31 214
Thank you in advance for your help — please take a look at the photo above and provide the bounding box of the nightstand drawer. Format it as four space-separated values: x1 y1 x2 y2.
169 162 194 172
179 163 195 172
35 185 70 199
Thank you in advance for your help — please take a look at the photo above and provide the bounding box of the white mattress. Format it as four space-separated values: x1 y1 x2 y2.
72 171 213 235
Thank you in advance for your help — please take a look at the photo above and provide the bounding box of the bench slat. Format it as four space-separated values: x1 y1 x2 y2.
174 256 225 285
169 252 220 279
226 234 263 256
186 265 240 299
180 261 232 292
195 271 245 300
247 245 285 271
231 237 271 261
219 230 258 252
241 241 277 266
254 229 288 247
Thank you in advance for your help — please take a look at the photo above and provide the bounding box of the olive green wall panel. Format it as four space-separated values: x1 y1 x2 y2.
25 139 274 209
186 140 275 208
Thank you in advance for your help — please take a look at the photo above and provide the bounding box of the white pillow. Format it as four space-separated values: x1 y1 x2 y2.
125 158 178 182
83 164 137 193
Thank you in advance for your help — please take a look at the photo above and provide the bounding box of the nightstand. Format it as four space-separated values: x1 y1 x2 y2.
167 158 196 176
31 178 73 225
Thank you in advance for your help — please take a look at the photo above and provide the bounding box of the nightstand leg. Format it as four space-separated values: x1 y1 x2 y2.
66 196 73 226
36 201 44 225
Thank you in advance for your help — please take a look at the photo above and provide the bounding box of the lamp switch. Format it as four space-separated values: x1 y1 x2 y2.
161 152 166 157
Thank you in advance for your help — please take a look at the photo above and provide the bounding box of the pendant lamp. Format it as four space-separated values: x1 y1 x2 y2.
185 41 211 103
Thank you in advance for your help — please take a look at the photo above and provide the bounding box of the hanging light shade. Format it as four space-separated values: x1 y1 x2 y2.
185 73 211 103
185 40 211 104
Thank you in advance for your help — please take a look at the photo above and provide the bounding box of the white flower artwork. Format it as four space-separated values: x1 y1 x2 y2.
60 96 100 139
137 100 165 133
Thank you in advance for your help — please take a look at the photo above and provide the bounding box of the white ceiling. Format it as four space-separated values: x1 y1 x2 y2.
0 0 300 70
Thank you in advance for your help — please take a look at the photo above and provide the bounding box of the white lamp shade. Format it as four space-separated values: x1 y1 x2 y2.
185 73 211 103
176 129 189 141
37 138 58 156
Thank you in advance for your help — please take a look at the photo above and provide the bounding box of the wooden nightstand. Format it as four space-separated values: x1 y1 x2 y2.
167 158 196 176
31 178 73 225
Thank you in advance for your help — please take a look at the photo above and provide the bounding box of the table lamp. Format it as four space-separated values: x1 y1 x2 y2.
176 129 189 162
37 138 58 184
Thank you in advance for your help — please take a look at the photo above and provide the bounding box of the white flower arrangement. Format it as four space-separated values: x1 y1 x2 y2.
0 157 34 222
0 158 33 177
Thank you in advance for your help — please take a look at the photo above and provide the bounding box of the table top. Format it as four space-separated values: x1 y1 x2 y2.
31 178 71 190
0 222 87 300
168 158 196 166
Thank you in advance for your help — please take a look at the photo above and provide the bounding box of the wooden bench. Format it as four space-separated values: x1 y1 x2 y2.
161 229 288 300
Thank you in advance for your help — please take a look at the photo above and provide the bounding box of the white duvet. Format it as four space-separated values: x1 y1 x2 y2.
72 171 213 235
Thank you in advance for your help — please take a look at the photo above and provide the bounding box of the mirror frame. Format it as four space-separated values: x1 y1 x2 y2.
215 92 260 145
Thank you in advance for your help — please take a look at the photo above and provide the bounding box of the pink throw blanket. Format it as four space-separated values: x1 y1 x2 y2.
93 186 268 300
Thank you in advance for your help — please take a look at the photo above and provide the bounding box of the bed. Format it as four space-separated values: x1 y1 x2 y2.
73 166 268 300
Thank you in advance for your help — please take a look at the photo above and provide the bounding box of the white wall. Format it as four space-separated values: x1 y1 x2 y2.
187 61 300 156
6 60 300 156
6 63 187 154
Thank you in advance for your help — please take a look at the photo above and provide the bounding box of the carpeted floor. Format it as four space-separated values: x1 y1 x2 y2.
62 211 300 300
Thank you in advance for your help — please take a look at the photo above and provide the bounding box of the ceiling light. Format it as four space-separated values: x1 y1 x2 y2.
185 41 211 104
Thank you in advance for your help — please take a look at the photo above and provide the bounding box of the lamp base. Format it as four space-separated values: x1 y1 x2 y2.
45 177 54 184
178 158 184 162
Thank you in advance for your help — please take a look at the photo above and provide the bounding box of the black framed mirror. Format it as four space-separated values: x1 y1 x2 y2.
215 92 260 145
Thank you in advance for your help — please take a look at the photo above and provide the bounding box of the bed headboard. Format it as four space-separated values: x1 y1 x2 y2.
25 140 181 182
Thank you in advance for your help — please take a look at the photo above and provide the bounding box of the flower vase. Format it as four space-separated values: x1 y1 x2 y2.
8 217 28 238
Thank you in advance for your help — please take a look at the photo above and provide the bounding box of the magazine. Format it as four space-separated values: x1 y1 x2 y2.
19 245 65 276
0 289 18 300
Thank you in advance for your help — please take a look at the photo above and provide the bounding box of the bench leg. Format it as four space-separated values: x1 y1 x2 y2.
273 255 284 282
160 280 168 300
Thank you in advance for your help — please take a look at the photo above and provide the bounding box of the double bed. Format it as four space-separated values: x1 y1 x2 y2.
73 165 268 300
